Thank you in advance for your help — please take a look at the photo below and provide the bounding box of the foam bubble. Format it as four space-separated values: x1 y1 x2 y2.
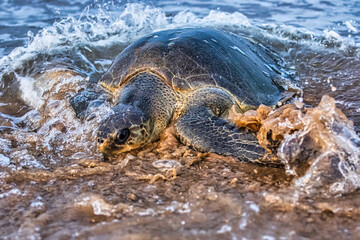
0 154 10 167
345 20 358 33
17 74 44 110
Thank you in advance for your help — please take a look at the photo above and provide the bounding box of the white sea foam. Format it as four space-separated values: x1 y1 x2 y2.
323 30 343 42
345 20 358 33
0 4 252 75
17 74 44 110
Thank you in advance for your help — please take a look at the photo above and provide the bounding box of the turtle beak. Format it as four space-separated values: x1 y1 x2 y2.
97 138 107 153
97 137 110 156
97 136 139 160
97 138 119 161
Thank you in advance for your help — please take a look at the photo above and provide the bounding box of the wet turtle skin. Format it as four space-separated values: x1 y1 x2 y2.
73 28 293 164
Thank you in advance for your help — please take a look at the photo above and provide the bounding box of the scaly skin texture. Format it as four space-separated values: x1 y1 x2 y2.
97 72 178 157
174 87 266 162
98 71 270 164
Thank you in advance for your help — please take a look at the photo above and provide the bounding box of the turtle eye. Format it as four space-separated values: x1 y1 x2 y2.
115 128 130 144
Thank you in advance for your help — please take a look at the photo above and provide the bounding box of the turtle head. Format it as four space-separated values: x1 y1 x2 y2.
97 104 151 158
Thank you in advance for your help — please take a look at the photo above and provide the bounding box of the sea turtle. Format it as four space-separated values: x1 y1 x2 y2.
72 28 293 164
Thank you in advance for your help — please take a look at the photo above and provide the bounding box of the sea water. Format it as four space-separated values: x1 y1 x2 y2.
0 1 360 239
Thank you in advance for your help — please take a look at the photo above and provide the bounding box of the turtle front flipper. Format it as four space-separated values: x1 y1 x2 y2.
174 87 279 165
70 84 110 120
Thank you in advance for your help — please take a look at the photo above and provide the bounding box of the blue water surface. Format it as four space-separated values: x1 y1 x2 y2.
1 0 359 57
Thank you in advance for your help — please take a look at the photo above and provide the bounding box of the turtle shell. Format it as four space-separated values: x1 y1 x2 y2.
100 28 288 106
